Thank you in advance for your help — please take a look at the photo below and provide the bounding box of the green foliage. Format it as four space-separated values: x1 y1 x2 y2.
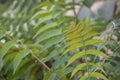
13 49 30 73
0 0 120 80
64 21 108 79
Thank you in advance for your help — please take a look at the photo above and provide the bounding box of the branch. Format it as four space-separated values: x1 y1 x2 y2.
30 51 50 71
72 0 77 21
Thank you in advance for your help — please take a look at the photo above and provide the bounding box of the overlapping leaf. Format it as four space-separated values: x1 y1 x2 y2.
64 20 108 79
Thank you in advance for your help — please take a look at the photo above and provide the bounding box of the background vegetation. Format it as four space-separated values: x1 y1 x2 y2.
0 0 120 80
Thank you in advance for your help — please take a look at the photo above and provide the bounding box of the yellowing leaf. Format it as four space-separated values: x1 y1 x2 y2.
64 39 103 54
66 33 99 47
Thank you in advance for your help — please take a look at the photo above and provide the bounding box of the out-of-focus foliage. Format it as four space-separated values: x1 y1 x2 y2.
0 0 120 80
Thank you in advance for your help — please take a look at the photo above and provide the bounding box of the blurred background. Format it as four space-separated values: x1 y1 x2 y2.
0 0 120 80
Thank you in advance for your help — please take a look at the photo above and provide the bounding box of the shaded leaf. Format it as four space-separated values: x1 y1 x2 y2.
13 49 30 73
41 36 63 52
43 47 64 62
0 40 16 59
0 59 3 71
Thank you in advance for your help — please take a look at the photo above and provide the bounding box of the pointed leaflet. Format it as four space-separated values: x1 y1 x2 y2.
34 15 53 29
65 19 86 36
43 47 64 62
66 33 99 47
80 72 108 80
37 1 65 8
64 39 104 54
31 10 49 20
0 40 16 59
36 29 62 43
65 26 95 41
34 22 58 38
13 49 30 73
41 36 63 52
66 50 108 67
71 63 105 78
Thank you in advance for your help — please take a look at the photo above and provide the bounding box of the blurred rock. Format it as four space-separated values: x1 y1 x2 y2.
91 0 116 20
77 5 92 20
65 5 92 20
115 0 120 15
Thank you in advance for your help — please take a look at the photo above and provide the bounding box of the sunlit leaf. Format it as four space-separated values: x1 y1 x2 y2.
64 39 104 54
66 50 108 67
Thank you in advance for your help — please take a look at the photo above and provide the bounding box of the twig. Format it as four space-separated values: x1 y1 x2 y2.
30 51 50 71
72 0 77 22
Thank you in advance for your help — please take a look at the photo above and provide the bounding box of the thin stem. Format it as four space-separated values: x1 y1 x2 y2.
72 0 77 22
82 37 90 80
18 40 50 70
30 51 50 71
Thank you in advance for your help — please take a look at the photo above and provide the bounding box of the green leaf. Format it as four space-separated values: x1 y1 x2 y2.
55 69 67 80
103 62 115 72
65 19 86 35
71 63 105 78
37 1 65 8
80 72 108 80
34 15 53 29
66 33 99 47
43 47 64 62
0 40 16 59
13 49 30 73
112 75 120 80
65 26 94 41
64 39 104 54
0 59 3 71
66 50 107 67
34 22 58 38
84 39 104 46
31 10 50 20
43 70 55 80
41 36 63 52
0 31 4 39
36 29 62 43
